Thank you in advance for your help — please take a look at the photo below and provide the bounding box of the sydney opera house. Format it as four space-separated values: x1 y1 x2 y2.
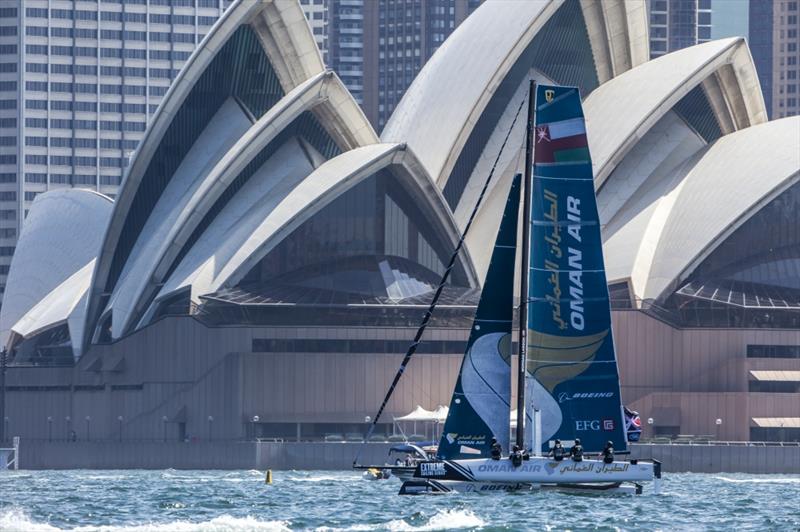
1 0 798 446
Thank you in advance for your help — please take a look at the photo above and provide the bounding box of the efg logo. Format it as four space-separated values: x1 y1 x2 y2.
558 392 614 403
419 462 446 477
575 420 601 431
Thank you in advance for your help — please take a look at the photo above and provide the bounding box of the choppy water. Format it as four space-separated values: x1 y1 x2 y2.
0 470 798 531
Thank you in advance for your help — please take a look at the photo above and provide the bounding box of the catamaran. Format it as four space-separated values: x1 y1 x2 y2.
396 81 661 495
355 81 661 495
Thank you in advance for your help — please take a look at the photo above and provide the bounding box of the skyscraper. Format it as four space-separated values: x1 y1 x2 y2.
750 0 799 118
0 0 235 302
649 0 713 58
300 0 329 64
329 0 479 130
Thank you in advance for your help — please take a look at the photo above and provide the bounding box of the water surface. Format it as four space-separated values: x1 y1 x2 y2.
0 470 797 531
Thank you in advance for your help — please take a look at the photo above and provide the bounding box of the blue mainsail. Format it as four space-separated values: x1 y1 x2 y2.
526 84 627 453
437 174 520 459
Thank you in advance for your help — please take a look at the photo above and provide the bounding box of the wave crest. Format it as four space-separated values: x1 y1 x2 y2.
0 510 290 532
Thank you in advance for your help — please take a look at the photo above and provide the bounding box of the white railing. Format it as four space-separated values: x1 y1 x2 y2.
0 437 19 470
636 439 800 447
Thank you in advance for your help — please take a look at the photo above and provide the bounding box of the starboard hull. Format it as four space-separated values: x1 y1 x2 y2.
407 457 659 488
399 479 643 495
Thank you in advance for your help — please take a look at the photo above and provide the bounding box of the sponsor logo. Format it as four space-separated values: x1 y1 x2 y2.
480 483 526 492
575 419 617 431
575 420 601 431
445 433 457 444
544 89 555 102
419 462 446 477
557 391 614 403
477 463 542 474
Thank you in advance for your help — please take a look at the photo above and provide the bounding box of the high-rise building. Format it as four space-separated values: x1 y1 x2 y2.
649 0 714 58
750 0 799 119
0 0 234 302
300 0 329 64
329 0 479 130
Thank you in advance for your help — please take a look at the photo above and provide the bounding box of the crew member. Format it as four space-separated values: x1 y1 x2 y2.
490 437 502 460
549 439 565 461
601 440 614 464
511 444 523 467
569 438 584 462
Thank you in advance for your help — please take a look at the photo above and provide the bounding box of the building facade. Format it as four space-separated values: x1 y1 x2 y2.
649 0 713 58
0 0 236 303
749 0 800 118
328 0 479 130
300 0 328 64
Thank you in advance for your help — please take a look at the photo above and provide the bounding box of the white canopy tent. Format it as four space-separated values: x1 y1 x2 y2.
394 405 438 422
393 405 449 441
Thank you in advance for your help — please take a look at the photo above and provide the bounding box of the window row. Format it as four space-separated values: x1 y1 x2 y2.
24 137 138 150
24 45 189 62
26 81 154 96
27 26 198 43
25 117 147 131
24 154 129 167
26 8 98 21
100 0 220 6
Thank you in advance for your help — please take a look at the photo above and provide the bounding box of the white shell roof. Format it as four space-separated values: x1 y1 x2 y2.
10 260 94 359
144 136 318 319
195 142 476 295
603 116 800 302
90 0 377 340
585 37 767 189
0 190 112 349
381 0 557 186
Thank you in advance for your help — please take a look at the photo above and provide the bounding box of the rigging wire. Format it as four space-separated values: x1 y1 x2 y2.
354 91 530 465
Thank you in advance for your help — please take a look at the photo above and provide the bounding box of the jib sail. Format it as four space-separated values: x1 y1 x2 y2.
437 174 520 460
526 84 627 454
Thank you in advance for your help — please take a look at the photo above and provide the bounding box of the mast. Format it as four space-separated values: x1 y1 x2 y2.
516 80 535 450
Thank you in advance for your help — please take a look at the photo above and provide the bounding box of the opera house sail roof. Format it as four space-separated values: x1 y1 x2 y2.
0 0 797 364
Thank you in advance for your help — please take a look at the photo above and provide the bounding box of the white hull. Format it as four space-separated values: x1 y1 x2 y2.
425 456 655 483
399 479 643 495
400 456 660 495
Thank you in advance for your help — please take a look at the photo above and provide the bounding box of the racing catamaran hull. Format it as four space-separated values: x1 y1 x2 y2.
399 457 660 495
399 479 643 496
413 457 657 484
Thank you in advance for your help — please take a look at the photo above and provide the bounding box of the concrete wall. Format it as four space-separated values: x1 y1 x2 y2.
5 311 799 446
4 316 467 442
613 310 800 440
630 444 800 474
13 440 800 474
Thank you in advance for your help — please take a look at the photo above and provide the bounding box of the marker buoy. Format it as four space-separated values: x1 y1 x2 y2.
265 469 273 484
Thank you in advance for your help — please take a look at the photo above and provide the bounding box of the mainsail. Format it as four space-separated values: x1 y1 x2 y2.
526 84 627 453
437 174 521 460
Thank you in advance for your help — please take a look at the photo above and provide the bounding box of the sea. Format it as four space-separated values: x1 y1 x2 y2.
0 470 797 531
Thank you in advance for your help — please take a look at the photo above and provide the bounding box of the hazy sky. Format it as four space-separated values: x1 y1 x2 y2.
711 0 750 41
